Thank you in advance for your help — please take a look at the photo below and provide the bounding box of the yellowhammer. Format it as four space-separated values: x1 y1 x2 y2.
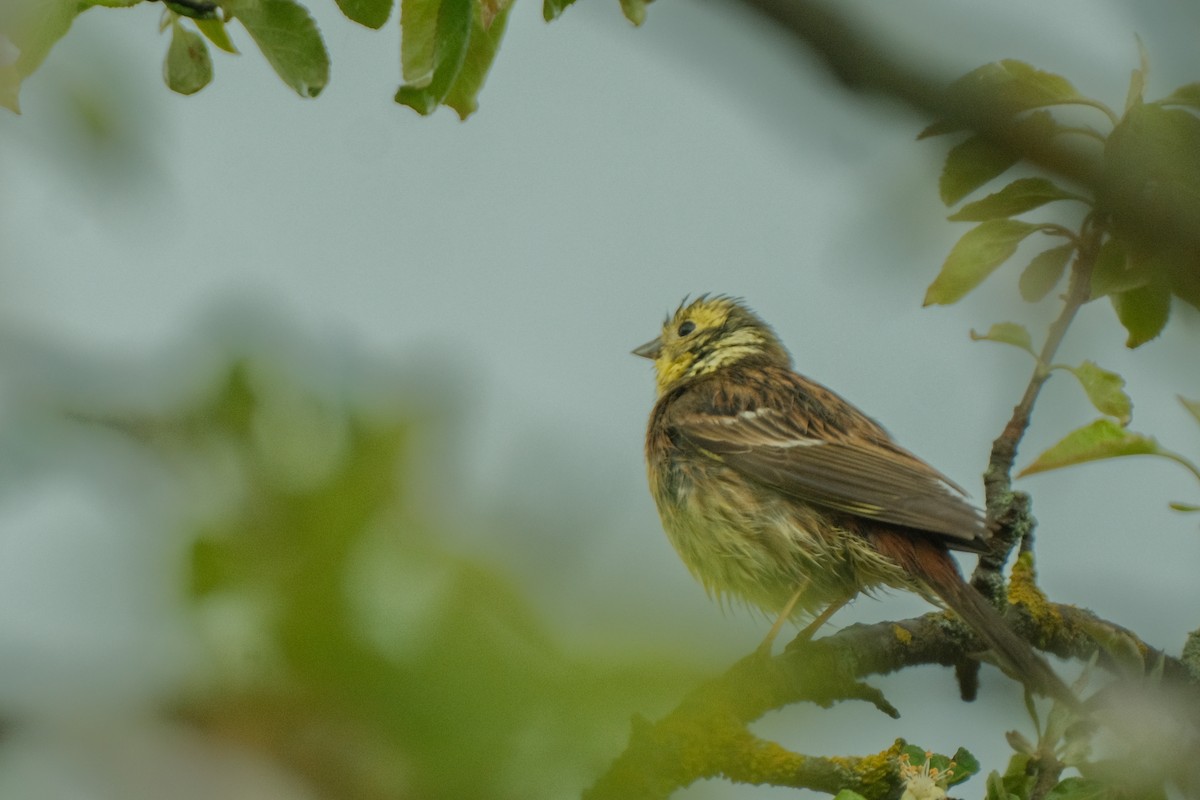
635 294 1072 704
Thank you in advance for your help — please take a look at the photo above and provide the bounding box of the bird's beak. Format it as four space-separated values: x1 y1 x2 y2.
632 337 662 360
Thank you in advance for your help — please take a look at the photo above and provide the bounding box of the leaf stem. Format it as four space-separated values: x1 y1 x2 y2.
1159 449 1200 485
978 220 1101 573
1037 223 1082 244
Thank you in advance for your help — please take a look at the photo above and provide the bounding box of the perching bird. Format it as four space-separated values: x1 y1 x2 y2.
635 294 1073 704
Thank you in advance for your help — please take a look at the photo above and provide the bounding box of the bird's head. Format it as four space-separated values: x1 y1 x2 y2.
634 295 791 395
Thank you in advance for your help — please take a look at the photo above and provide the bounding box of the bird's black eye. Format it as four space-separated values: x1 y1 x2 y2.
677 320 696 337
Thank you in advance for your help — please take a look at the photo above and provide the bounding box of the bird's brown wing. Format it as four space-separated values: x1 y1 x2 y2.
671 377 988 549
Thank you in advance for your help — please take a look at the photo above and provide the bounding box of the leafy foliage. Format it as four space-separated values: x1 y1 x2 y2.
0 0 647 116
924 57 1200 345
923 55 1200 510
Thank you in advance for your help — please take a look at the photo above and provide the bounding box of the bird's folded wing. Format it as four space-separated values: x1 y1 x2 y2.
676 407 987 547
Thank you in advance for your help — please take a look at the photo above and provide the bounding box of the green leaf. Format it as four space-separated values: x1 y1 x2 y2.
947 747 980 787
1020 243 1074 302
196 16 238 52
1066 360 1131 425
1088 238 1143 299
10 0 81 72
1002 753 1034 800
925 219 1040 305
1111 280 1170 348
939 111 1057 206
400 0 438 83
164 22 213 95
1169 502 1200 513
1158 81 1200 112
221 0 329 97
542 0 577 21
939 134 1020 206
0 64 20 114
335 0 392 28
970 322 1035 355
831 792 868 800
479 0 511 28
987 770 1020 800
1044 777 1110 800
949 178 1087 221
925 61 1083 138
443 2 509 119
395 0 471 114
1019 418 1161 477
164 0 218 17
1180 395 1200 427
618 0 647 25
1125 35 1148 112
1099 104 1200 257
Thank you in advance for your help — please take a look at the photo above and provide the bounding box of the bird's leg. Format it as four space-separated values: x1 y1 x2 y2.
784 596 851 652
756 583 806 658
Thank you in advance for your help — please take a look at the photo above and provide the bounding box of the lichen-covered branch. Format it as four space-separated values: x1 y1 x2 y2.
585 589 1199 799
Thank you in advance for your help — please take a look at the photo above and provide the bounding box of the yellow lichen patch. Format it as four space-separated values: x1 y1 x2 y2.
892 624 913 645
744 737 810 784
1007 551 1062 633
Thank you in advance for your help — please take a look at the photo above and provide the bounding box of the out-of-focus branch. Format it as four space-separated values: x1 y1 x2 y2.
719 0 1200 253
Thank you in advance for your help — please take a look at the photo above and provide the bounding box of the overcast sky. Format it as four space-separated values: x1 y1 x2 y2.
2 0 1199 796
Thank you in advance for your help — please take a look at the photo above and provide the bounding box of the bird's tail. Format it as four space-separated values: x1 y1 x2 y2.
874 531 1079 709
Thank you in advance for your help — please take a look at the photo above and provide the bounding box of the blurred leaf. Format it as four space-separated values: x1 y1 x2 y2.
1180 395 1200 427
1159 81 1200 112
922 61 1082 139
335 0 392 28
221 0 329 97
1110 280 1170 348
1169 502 1200 513
1005 730 1035 756
1088 238 1142 299
0 64 19 113
164 22 213 95
949 178 1086 221
618 0 647 25
164 0 218 17
1099 104 1200 268
970 322 1035 355
542 0 577 21
1019 418 1160 477
939 112 1058 205
1002 753 1034 800
940 134 1020 206
987 769 1021 800
925 219 1040 305
1124 36 1148 112
1020 243 1075 302
443 2 510 119
1045 777 1110 800
395 0 471 114
1065 361 1131 425
832 792 868 800
196 16 238 52
2 0 82 112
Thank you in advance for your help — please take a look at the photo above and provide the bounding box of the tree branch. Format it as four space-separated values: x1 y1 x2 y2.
585 591 1199 799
